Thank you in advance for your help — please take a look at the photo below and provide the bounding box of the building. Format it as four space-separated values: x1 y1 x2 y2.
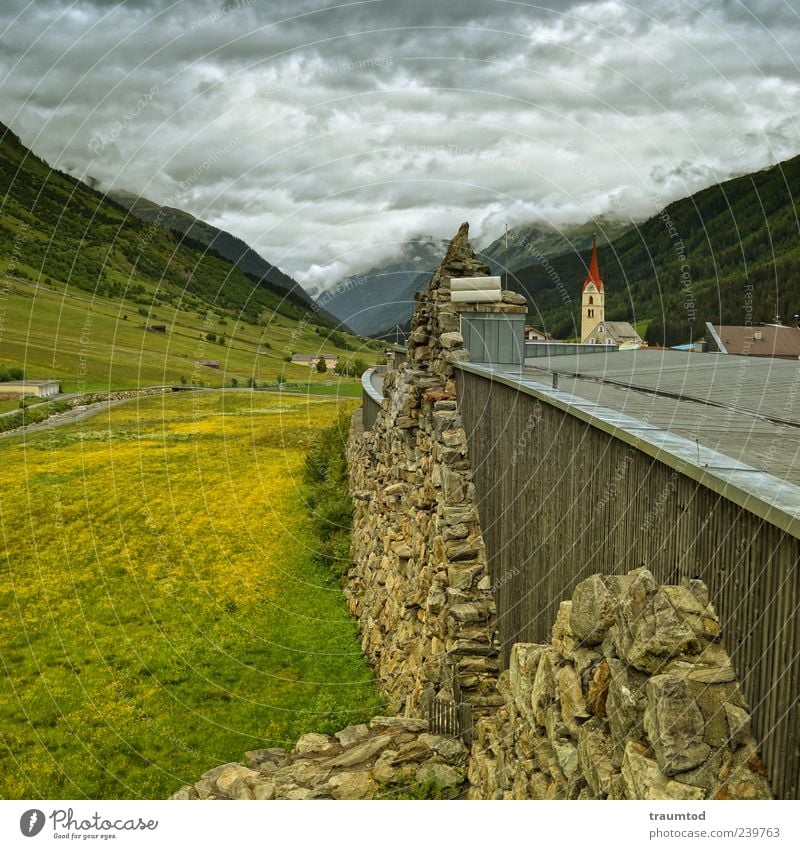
291 353 338 370
580 238 643 347
0 379 60 398
705 322 800 359
580 237 605 342
524 325 553 342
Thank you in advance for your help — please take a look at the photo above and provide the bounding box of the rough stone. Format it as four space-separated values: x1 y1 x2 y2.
439 332 464 349
334 724 370 748
614 571 701 673
571 574 623 645
326 735 393 767
328 772 378 800
621 742 705 801
644 675 711 775
295 732 336 756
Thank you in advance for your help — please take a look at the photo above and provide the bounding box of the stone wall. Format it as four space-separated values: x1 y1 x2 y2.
467 569 773 800
345 223 525 718
171 223 772 800
173 716 469 800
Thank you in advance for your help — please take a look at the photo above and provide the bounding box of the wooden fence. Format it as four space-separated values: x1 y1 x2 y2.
455 365 800 800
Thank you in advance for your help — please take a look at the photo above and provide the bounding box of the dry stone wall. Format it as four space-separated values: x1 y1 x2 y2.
467 569 773 800
173 717 469 800
345 223 525 718
171 223 771 801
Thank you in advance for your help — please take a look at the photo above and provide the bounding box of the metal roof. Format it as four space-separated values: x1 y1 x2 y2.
707 322 800 358
521 348 800 487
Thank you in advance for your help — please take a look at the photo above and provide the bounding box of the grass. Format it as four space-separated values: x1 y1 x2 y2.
0 277 374 396
0 391 381 799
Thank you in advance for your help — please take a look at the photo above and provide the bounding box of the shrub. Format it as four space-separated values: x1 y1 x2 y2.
0 366 25 381
303 412 353 578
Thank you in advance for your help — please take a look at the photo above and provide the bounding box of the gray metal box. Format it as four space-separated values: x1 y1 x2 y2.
460 312 525 366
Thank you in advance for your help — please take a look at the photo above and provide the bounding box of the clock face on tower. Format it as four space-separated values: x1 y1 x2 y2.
585 283 596 293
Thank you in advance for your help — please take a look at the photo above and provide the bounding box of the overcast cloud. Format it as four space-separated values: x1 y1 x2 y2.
1 0 798 292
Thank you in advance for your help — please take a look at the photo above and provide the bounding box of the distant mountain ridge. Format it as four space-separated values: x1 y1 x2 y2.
322 220 634 337
479 217 632 275
106 189 338 324
322 236 449 336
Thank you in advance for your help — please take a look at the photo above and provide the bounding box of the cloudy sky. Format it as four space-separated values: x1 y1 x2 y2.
1 0 798 292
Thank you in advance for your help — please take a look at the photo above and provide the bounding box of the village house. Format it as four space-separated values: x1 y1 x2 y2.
290 352 338 370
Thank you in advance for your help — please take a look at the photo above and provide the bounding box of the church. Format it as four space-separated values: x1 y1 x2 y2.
580 238 643 347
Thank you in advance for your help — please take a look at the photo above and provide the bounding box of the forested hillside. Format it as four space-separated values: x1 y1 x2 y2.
510 156 800 342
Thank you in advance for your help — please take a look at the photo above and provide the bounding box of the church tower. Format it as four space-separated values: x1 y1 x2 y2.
580 236 605 342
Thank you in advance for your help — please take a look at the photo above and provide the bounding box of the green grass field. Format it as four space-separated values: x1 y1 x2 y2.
0 391 381 799
0 276 377 396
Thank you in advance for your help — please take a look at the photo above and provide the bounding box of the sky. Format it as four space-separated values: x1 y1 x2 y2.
1 0 799 293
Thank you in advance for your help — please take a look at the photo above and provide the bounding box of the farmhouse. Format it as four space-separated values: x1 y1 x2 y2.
291 352 338 370
0 379 60 398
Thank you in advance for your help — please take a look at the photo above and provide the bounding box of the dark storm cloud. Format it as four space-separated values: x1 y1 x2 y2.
1 0 798 289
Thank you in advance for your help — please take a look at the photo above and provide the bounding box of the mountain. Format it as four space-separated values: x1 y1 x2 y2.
0 120 316 326
322 237 449 336
506 155 800 341
106 189 336 324
479 217 632 275
321 221 633 337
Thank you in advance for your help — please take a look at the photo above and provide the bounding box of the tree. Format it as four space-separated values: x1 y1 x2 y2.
315 356 328 373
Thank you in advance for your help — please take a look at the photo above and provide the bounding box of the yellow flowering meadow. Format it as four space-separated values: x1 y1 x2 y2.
0 391 380 799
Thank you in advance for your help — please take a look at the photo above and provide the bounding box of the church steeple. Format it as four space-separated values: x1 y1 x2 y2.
583 236 603 292
580 236 606 342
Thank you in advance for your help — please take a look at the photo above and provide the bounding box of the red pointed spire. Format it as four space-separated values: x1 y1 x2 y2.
582 236 603 292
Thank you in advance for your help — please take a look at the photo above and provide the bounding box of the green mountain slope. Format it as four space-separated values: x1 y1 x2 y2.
0 119 380 391
509 156 800 341
106 189 338 325
0 121 310 325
